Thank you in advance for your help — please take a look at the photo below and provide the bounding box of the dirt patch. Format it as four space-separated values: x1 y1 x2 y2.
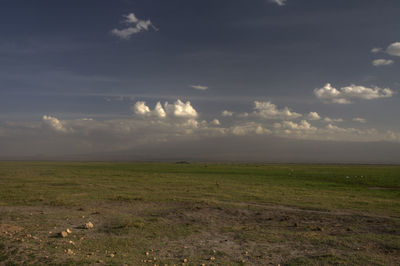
0 224 24 235
0 201 399 265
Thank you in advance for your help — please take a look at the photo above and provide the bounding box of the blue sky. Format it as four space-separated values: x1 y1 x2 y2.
0 0 400 161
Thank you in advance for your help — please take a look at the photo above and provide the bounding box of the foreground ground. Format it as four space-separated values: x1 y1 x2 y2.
0 162 399 265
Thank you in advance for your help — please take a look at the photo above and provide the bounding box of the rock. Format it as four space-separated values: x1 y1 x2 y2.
98 260 104 263
183 258 188 263
66 249 74 255
108 253 115 258
210 256 216 261
145 252 150 256
84 222 94 229
66 228 72 234
59 231 68 238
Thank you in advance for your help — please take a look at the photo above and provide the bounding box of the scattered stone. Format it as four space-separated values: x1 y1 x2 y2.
66 249 74 255
210 256 216 261
98 260 104 263
66 228 72 234
84 221 94 229
183 258 188 263
108 253 115 258
59 231 68 238
212 249 217 254
145 251 150 256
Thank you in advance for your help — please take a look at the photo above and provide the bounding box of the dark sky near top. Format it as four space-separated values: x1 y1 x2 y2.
0 0 399 161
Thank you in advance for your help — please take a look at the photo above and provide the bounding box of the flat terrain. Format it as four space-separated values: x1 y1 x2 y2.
0 162 399 265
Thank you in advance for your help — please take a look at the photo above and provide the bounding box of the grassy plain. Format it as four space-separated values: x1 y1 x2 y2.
0 162 399 265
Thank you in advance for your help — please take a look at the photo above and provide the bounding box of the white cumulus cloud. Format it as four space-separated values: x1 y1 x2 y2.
253 101 302 120
314 83 394 104
386 42 400 57
42 115 69 133
307 112 321 121
111 12 157 39
211 119 220 126
372 59 394 67
133 101 151 115
154 102 167 118
133 100 197 118
221 110 234 117
165 100 198 118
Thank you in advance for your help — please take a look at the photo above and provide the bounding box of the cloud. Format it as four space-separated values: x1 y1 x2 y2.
190 85 208 91
165 100 198 118
133 101 151 115
386 42 400 57
372 59 394 67
371 47 382 53
221 110 234 117
42 115 69 133
307 112 321 121
231 122 270 136
314 83 394 104
111 12 157 39
211 119 220 126
323 117 343 123
270 0 287 6
274 120 316 132
253 101 302 120
154 102 167 118
353 117 366 123
133 100 197 118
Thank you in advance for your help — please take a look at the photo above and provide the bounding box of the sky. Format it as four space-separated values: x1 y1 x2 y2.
1 0 400 162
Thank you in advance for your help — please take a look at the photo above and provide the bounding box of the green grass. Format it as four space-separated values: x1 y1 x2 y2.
0 162 398 214
0 162 399 265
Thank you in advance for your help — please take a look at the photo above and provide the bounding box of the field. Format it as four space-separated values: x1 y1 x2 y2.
0 162 399 265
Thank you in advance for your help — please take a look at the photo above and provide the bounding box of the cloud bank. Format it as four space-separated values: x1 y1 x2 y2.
314 83 394 104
